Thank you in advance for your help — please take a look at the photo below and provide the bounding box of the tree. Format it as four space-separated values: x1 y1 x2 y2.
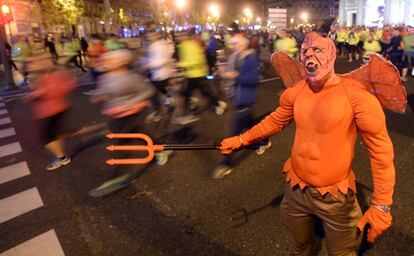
104 0 151 27
39 0 84 31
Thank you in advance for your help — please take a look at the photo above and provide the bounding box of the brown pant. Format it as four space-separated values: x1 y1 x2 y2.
280 183 363 256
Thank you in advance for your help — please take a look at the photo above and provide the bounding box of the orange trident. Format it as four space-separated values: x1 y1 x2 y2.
106 133 219 165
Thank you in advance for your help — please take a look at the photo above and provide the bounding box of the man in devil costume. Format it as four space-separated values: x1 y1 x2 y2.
218 21 406 254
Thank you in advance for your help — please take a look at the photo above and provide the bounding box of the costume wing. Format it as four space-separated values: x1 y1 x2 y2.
271 51 306 88
340 54 407 113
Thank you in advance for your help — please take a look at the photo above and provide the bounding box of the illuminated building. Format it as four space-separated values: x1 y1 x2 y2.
258 0 340 26
338 0 413 27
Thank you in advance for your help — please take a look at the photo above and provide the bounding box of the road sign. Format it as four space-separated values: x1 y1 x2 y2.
268 8 287 28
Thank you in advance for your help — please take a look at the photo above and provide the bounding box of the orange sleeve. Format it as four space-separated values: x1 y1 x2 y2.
346 81 395 206
241 83 303 144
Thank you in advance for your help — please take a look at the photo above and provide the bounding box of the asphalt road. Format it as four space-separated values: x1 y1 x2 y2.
1 57 414 256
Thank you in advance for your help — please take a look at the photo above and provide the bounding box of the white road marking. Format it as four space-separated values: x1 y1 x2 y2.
0 142 21 158
0 109 8 115
0 118 11 126
0 187 44 224
0 162 30 185
0 128 16 139
0 229 65 256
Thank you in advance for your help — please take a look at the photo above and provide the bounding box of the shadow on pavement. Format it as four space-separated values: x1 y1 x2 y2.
385 94 414 138
101 195 239 256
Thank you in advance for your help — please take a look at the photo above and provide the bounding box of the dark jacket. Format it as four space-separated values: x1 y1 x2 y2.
234 50 260 108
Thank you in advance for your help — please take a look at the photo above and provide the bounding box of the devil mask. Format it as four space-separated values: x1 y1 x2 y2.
300 32 336 85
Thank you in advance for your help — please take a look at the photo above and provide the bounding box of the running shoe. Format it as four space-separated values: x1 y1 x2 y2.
172 115 200 126
256 141 272 155
88 174 132 197
155 150 173 166
215 101 227 115
212 165 234 179
46 157 71 171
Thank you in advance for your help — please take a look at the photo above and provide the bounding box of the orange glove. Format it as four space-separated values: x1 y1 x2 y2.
218 136 243 154
357 206 392 243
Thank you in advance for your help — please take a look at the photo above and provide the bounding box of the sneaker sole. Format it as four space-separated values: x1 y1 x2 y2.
46 159 71 171
213 168 234 179
256 143 272 155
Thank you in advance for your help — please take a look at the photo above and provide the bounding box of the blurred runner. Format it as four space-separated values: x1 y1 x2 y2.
363 32 382 63
335 27 348 58
11 36 31 86
176 31 227 124
80 37 89 61
274 29 298 58
104 34 127 51
347 28 360 62
88 49 172 196
402 28 414 79
145 30 174 122
206 31 219 76
388 28 406 81
87 35 107 85
45 34 59 65
63 36 86 72
27 65 76 170
213 34 271 179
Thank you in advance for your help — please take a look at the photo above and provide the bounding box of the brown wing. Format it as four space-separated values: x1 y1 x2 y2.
339 54 407 113
271 51 306 88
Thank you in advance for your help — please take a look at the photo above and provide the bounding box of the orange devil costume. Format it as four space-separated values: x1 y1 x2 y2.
219 31 406 255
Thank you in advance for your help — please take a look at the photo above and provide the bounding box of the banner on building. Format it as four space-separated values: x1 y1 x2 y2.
268 8 287 28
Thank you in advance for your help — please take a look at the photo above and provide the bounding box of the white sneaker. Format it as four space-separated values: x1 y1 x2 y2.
190 97 199 111
215 101 227 115
256 141 272 155
212 165 234 179
145 111 162 123
155 150 173 166
172 115 200 126
46 157 71 171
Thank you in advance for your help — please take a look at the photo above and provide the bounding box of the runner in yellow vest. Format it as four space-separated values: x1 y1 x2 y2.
363 32 382 63
335 28 348 58
274 29 298 58
347 29 360 62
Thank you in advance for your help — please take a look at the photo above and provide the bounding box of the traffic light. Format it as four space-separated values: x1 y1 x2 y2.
1 4 13 24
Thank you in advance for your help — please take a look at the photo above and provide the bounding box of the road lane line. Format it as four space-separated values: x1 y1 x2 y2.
0 109 8 115
0 187 44 224
0 162 30 185
0 128 16 139
0 118 11 126
0 142 21 158
0 103 5 108
0 229 65 256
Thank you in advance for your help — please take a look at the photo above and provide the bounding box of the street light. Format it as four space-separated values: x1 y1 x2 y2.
256 17 261 23
209 4 220 18
176 0 186 9
300 12 308 21
244 7 253 18
1 5 9 14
